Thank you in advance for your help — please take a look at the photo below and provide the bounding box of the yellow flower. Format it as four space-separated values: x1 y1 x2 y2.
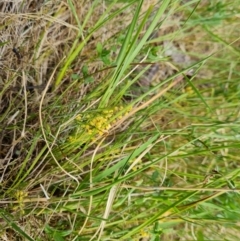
13 190 28 214
15 190 28 202
76 114 82 121
140 229 150 238
71 105 129 141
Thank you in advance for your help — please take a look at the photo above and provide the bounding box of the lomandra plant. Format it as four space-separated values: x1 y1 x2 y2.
0 0 240 240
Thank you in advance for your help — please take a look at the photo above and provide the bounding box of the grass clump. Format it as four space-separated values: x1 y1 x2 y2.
0 0 240 240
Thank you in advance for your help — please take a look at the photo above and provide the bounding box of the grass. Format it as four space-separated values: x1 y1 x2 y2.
0 0 240 240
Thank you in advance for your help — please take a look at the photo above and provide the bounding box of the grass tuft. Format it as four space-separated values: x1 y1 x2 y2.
1 0 240 240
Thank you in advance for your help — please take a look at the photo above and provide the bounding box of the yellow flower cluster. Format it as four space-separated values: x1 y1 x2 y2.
140 229 150 238
184 85 194 95
82 115 112 136
13 190 28 214
69 106 130 142
15 190 28 202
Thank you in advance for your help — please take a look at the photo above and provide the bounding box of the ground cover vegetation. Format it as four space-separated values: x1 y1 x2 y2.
0 0 240 240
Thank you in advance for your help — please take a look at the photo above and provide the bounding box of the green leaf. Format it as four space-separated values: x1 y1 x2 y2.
71 73 81 80
96 42 103 54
